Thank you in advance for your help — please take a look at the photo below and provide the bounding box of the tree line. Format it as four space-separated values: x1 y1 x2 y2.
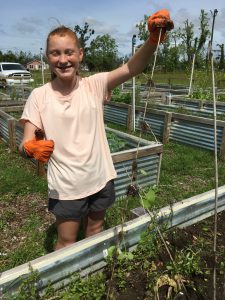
136 9 224 72
0 9 224 72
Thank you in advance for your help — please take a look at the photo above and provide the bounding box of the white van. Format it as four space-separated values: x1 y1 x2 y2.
0 62 34 87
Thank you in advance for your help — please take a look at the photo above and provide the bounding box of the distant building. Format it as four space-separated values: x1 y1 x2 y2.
26 60 49 70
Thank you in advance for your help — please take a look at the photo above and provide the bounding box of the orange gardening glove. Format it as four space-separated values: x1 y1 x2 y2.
23 139 54 163
148 9 174 44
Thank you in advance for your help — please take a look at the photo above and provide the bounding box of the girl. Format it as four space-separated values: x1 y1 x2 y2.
19 9 173 250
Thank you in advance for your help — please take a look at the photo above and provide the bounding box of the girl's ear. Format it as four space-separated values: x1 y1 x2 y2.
79 48 84 62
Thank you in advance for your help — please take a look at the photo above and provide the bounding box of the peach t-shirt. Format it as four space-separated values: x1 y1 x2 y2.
21 73 117 200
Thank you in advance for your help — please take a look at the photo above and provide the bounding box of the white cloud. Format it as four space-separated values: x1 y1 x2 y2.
146 0 172 13
21 17 43 26
82 17 119 35
13 17 44 35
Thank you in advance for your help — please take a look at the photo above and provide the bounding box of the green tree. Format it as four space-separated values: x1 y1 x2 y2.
196 10 210 52
177 10 210 69
74 22 94 53
195 10 210 69
0 50 42 67
177 19 195 66
85 34 119 71
136 15 149 42
1 50 17 62
161 35 180 71
16 50 34 65
217 44 225 70
74 22 95 70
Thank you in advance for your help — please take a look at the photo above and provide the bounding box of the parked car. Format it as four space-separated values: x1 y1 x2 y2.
0 62 34 87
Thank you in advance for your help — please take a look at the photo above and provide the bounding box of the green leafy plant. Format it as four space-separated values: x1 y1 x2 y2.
111 85 141 104
106 246 135 290
106 131 127 153
59 273 106 300
191 87 213 100
3 265 42 300
140 186 157 209
166 247 203 277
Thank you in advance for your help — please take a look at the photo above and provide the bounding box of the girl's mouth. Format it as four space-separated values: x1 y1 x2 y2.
57 65 72 70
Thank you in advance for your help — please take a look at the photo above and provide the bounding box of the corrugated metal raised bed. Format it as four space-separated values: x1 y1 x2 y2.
135 109 165 137
122 82 189 95
103 102 225 158
1 185 224 296
0 108 163 199
169 113 224 151
166 96 225 114
107 127 163 197
104 102 129 127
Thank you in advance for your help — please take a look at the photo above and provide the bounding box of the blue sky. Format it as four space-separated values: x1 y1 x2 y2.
1 0 225 56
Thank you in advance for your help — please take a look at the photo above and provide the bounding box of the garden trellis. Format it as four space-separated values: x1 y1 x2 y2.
208 8 219 300
109 16 223 298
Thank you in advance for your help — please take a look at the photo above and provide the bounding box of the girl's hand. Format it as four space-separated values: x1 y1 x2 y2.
23 139 55 163
148 9 174 44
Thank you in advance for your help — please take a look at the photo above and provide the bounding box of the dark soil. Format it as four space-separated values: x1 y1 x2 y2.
0 194 55 271
104 210 225 300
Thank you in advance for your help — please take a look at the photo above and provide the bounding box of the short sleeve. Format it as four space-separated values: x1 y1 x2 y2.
88 72 110 103
20 89 43 129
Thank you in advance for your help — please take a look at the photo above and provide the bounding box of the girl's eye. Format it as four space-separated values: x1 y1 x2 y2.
48 51 60 57
48 49 76 57
65 50 75 56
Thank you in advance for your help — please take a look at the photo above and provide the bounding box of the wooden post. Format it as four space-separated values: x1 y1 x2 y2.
37 162 46 176
198 100 203 110
219 126 225 161
7 118 17 151
127 105 133 132
163 112 172 144
166 93 172 105
156 152 162 185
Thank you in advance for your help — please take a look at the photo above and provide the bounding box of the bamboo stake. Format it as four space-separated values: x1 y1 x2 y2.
188 53 196 97
209 8 219 300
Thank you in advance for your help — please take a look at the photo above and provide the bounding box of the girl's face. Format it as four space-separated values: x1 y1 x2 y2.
47 34 83 81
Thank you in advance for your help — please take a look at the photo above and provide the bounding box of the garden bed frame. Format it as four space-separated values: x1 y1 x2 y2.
1 185 224 296
104 101 225 158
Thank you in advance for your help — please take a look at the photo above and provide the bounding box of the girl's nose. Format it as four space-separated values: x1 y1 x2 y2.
58 54 68 64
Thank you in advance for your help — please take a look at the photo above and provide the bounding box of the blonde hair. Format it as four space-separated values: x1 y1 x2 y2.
46 26 81 80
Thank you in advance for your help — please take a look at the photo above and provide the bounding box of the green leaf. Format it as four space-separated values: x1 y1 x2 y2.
107 246 116 257
139 169 148 176
126 252 134 260
142 189 156 209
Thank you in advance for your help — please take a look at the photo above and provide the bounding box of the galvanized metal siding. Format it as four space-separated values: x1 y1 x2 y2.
2 186 225 295
154 103 215 118
170 119 223 150
121 138 141 149
172 99 199 109
171 99 225 115
156 83 170 89
0 114 9 142
135 111 164 138
15 123 23 146
104 105 128 126
204 103 225 114
0 115 23 147
114 154 161 198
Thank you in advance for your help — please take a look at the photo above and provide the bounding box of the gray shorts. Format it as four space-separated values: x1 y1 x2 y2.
48 180 115 220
